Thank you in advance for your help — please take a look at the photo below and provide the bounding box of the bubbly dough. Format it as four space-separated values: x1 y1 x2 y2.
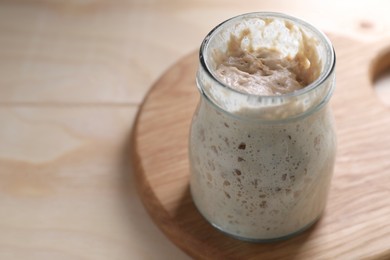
190 20 335 241
214 28 321 95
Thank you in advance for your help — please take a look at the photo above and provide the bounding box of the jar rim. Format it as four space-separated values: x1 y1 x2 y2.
199 12 336 100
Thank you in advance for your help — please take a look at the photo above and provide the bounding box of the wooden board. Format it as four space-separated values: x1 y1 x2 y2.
131 34 390 259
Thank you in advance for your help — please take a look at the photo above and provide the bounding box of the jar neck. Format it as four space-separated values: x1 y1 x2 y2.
196 65 335 123
196 12 336 123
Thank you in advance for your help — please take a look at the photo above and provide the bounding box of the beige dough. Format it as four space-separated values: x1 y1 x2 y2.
213 28 321 95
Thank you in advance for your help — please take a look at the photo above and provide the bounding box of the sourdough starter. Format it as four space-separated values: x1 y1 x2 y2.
190 15 336 241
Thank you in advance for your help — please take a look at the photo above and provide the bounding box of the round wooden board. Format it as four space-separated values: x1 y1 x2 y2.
131 34 390 259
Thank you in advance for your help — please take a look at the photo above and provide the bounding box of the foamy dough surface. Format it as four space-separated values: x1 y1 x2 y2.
213 28 321 95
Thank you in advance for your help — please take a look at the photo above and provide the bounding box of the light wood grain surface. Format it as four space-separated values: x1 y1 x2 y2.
1 1 390 259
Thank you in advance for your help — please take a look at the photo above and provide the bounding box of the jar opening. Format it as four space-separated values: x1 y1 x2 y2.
197 12 336 121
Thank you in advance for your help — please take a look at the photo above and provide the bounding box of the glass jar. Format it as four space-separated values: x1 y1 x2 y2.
189 12 336 242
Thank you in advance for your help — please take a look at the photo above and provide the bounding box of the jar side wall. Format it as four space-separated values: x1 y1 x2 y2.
189 95 336 240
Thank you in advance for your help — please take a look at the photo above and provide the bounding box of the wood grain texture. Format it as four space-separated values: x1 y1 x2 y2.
132 34 390 259
2 0 390 259
0 107 189 260
1 0 390 105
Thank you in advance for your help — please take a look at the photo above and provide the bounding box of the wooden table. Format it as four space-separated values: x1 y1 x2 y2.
1 1 390 259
